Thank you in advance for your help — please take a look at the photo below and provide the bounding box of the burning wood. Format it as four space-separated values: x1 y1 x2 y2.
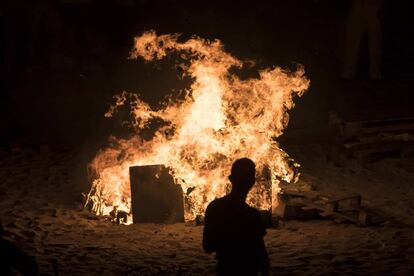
85 30 309 224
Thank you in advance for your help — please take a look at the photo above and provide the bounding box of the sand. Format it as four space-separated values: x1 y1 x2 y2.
1 143 414 275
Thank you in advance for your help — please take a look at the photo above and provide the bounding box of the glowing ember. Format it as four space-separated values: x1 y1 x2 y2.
85 30 310 224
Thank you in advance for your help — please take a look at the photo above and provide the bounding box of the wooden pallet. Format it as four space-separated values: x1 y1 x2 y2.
297 194 368 226
329 112 414 169
276 191 414 228
275 191 373 226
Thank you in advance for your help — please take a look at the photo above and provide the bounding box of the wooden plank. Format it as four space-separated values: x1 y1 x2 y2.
326 194 361 204
295 197 367 226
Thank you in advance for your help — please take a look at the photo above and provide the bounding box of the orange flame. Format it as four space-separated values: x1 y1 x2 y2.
85 30 310 224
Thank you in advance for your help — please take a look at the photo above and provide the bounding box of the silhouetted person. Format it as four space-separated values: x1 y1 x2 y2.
28 0 62 67
342 0 384 80
0 221 38 275
203 158 269 275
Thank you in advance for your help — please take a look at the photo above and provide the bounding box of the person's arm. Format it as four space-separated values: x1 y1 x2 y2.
255 211 269 275
202 203 217 253
258 237 269 276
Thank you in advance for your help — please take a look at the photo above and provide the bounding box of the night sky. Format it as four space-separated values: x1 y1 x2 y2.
1 0 413 148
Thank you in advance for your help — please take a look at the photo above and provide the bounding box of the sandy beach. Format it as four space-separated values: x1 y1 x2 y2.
1 143 413 275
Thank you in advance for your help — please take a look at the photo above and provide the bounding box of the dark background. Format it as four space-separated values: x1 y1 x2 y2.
1 0 413 150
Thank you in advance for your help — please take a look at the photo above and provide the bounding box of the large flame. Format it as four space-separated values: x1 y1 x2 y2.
85 30 310 223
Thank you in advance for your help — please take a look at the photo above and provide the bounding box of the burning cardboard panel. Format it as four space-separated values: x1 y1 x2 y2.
130 165 184 223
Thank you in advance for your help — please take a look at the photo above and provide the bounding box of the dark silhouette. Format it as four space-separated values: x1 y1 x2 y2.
203 158 269 276
342 0 384 80
0 221 38 276
29 0 63 67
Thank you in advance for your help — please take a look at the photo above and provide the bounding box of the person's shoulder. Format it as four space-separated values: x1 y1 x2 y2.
206 197 225 210
206 196 231 214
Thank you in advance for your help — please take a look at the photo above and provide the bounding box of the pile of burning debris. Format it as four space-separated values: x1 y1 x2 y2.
84 30 309 225
85 161 411 229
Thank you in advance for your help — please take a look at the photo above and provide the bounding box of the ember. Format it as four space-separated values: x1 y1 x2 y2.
85 30 310 224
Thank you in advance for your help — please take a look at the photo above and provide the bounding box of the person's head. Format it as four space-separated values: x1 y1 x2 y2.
228 158 256 196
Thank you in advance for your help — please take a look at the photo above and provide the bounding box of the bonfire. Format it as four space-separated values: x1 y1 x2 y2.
85 30 310 224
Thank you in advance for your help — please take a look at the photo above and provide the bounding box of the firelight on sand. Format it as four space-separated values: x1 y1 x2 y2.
85 30 310 224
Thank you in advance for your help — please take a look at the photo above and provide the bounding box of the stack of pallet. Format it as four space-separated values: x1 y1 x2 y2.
274 191 383 226
329 109 414 169
274 190 414 228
